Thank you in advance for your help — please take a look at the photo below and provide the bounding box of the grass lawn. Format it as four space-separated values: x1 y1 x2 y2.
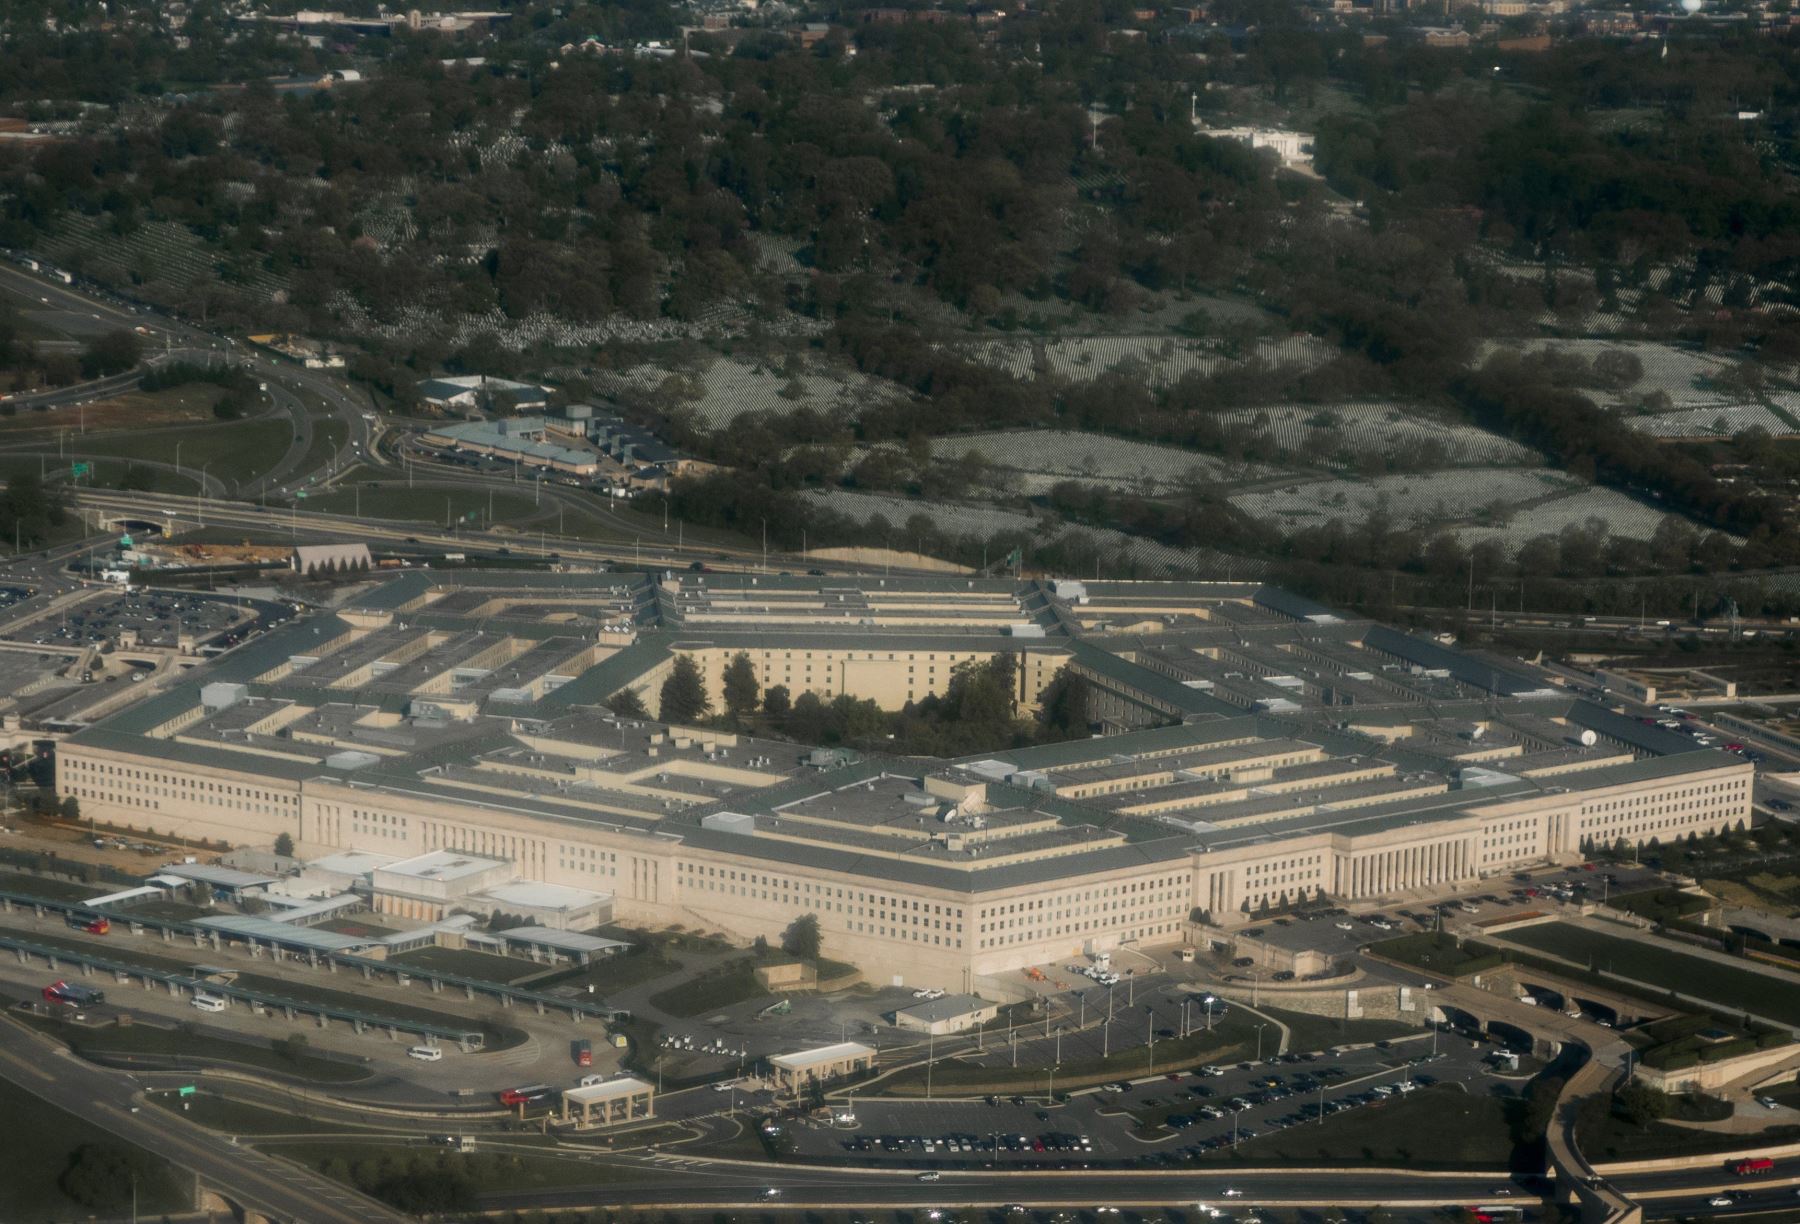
124 898 213 922
526 947 682 994
0 923 199 973
303 484 540 528
233 970 524 1043
879 1018 1255 1096
271 1138 652 1197
314 918 399 938
1222 1085 1517 1168
77 417 291 486
1500 923 1800 1026
647 957 772 1018
1578 1109 1800 1163
0 460 193 543
149 1089 375 1135
393 945 543 985
0 384 226 436
1255 1004 1418 1052
293 417 347 481
0 1074 191 1221
1368 931 1503 976
0 870 111 902
21 1013 373 1083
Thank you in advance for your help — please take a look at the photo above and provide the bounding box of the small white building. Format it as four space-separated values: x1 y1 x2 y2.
370 850 512 921
1200 124 1314 170
768 1041 876 1094
892 993 999 1035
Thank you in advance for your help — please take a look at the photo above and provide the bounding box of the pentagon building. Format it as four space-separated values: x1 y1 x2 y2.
58 571 1749 990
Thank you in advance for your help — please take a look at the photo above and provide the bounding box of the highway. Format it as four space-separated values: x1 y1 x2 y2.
0 1017 406 1224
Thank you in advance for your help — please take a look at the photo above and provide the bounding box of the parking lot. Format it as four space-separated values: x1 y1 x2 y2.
1234 864 1669 970
779 1022 1513 1169
0 589 267 650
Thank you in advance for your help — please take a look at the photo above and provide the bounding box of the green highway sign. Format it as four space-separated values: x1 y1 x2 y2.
70 462 90 477
177 1085 196 1097
295 491 307 499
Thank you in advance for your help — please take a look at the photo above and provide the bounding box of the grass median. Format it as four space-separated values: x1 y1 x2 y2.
18 1011 373 1083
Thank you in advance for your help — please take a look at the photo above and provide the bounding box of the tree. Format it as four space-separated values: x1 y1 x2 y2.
608 687 649 718
60 795 79 822
273 831 294 858
59 1144 162 1211
763 684 791 718
781 912 822 961
1616 1082 1669 1127
658 655 710 724
78 329 141 378
721 651 760 720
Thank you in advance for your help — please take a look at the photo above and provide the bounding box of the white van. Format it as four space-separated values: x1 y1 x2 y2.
408 1045 443 1062
191 993 228 1013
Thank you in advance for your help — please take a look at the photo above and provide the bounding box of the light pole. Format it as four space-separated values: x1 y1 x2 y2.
174 440 183 478
1254 1022 1268 1062
926 1031 935 1099
1146 1009 1155 1075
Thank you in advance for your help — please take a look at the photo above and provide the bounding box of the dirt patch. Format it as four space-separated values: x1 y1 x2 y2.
0 385 225 436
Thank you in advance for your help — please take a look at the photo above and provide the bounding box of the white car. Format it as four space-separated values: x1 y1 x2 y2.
578 1074 608 1086
1334 921 1354 931
1709 1196 1733 1207
1757 1096 1779 1110
1222 1189 1244 1198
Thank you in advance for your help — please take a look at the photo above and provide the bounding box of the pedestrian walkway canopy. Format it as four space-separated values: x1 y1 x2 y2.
491 926 629 964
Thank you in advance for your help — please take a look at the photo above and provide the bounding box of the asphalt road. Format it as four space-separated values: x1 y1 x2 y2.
0 1017 406 1224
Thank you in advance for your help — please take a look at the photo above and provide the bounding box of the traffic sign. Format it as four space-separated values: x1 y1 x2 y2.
177 1084 196 1097
70 462 90 478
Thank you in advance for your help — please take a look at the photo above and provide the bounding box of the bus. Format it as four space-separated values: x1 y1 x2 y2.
43 980 104 1007
1732 1157 1775 1176
499 1084 552 1107
66 913 111 935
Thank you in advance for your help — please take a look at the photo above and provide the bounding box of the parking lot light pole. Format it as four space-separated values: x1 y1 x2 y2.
926 1031 935 1100
1317 1082 1325 1124
1231 1108 1240 1147
1254 1022 1268 1062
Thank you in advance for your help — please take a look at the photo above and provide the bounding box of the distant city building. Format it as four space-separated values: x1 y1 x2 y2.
1198 124 1314 170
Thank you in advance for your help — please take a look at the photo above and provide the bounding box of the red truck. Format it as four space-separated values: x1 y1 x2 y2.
1732 1157 1775 1176
574 1038 592 1068
66 914 110 935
